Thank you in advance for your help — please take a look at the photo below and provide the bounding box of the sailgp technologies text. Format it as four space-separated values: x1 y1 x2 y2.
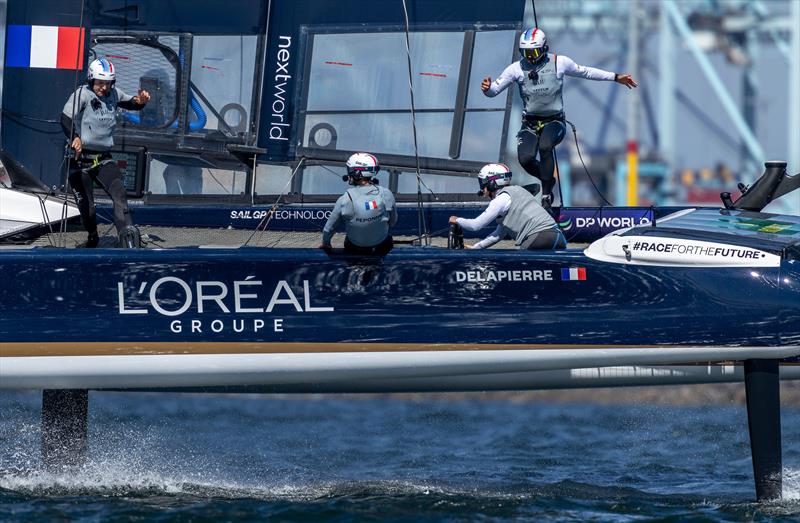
454 270 553 283
230 209 331 220
269 35 292 142
631 241 767 259
117 277 333 334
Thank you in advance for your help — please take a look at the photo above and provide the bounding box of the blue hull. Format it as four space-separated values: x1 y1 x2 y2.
1 247 797 349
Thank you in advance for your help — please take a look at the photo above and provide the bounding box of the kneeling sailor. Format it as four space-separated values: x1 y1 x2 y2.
320 152 397 255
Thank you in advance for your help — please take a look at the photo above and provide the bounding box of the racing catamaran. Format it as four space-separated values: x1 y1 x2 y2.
0 0 798 502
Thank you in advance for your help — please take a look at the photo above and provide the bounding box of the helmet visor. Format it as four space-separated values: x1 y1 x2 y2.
522 48 544 61
477 179 487 196
477 172 511 195
347 164 379 177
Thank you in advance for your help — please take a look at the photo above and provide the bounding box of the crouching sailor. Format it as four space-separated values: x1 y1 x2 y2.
449 163 566 250
320 152 397 255
61 58 150 248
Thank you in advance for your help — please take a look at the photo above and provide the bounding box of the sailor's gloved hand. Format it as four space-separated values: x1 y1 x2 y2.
481 76 492 92
133 89 151 105
71 136 82 159
614 73 638 89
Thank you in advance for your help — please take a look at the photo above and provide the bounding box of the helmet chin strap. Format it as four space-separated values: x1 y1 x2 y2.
345 173 376 186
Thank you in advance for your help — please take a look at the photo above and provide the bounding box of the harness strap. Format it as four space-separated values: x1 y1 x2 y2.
77 152 114 172
523 112 565 133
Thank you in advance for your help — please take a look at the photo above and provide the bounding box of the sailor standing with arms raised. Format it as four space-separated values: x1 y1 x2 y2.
481 28 638 212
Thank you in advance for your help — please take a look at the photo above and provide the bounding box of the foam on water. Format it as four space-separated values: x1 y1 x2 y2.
3 391 800 521
782 468 800 501
1 423 491 502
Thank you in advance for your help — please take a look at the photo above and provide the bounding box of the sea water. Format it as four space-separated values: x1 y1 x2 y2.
2 391 800 521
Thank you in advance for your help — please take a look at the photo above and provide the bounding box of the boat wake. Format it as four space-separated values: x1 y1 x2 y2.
4 460 800 505
5 468 800 523
3 443 800 521
3 392 800 520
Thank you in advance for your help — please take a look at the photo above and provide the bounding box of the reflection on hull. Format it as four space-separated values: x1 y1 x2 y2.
0 246 798 391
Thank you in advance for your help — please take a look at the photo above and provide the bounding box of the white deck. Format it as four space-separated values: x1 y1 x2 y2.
0 187 79 240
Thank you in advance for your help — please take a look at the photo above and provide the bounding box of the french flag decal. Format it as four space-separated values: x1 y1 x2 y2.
364 200 379 210
6 25 85 70
561 267 587 281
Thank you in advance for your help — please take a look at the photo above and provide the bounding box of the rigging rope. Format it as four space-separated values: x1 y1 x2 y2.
565 119 613 206
58 0 88 247
242 156 306 247
554 147 564 208
400 0 430 246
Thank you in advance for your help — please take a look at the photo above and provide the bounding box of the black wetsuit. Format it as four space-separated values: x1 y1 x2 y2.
517 114 566 201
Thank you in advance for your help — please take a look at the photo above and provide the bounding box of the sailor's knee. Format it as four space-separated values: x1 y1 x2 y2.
538 142 555 155
517 148 537 166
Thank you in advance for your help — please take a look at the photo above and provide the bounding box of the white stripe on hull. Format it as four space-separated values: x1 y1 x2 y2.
3 345 799 390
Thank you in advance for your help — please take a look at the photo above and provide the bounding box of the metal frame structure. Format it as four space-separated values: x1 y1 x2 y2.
528 0 798 209
294 23 518 172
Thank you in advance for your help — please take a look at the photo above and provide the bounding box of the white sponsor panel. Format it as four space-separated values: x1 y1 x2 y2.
585 235 781 267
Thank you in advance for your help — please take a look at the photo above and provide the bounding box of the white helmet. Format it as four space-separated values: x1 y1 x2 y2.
345 152 380 181
477 163 512 195
519 28 548 63
87 58 116 82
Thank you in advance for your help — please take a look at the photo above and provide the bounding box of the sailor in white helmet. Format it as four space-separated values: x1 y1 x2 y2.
449 163 566 250
481 28 637 211
61 58 150 247
320 152 397 255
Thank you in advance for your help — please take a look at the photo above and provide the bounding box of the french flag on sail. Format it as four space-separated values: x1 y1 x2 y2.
561 267 587 281
5 25 85 70
364 200 379 210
